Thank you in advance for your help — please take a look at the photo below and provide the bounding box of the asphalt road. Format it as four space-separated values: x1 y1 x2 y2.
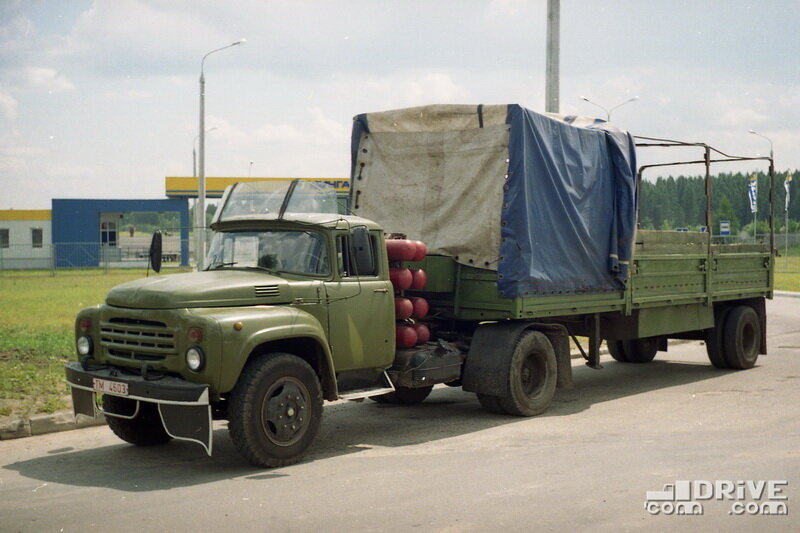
1 297 798 532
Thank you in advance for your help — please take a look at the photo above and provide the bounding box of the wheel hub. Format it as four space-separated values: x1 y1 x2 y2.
261 379 309 447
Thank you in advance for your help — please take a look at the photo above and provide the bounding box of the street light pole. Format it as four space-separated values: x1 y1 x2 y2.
581 95 639 122
749 130 774 246
197 39 245 270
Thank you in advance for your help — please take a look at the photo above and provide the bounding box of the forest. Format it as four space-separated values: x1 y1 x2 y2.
638 170 798 234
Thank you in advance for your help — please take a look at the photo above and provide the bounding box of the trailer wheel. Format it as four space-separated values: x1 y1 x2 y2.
705 306 731 369
621 337 658 363
496 330 557 416
607 340 629 362
371 385 434 405
228 353 323 468
722 305 761 370
103 396 172 446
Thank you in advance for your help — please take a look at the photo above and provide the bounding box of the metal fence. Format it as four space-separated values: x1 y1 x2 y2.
0 239 192 276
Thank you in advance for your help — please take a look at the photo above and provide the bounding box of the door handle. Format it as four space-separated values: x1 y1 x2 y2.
373 288 389 293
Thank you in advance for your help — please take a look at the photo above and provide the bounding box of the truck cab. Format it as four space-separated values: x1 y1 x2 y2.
65 180 425 467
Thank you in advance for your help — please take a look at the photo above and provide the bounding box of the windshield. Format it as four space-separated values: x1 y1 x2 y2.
205 229 330 276
218 180 339 221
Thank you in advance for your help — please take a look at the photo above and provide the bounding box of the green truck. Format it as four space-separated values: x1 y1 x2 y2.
65 104 775 467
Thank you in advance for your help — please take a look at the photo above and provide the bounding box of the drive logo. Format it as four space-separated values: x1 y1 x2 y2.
645 480 788 516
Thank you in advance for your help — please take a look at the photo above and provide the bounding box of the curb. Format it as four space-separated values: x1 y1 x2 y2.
0 411 105 441
774 290 800 299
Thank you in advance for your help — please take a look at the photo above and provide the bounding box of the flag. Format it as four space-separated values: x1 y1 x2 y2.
786 175 793 212
748 174 758 214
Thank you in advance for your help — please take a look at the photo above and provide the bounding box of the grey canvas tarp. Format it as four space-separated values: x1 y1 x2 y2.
350 104 637 297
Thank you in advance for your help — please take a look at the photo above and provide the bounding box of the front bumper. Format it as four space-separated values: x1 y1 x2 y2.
65 362 213 454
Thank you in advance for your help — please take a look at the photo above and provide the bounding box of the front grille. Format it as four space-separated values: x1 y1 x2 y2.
100 317 176 361
254 285 280 297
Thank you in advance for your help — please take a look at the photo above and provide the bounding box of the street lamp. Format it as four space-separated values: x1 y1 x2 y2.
193 127 218 177
581 95 639 122
248 161 254 178
197 38 246 270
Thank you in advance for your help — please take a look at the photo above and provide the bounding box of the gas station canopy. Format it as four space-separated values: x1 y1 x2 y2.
165 177 350 199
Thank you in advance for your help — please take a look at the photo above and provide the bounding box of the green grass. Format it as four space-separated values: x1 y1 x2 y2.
775 272 800 292
0 270 179 419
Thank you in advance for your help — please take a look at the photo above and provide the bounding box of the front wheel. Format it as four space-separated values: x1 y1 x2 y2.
228 353 323 468
103 395 172 446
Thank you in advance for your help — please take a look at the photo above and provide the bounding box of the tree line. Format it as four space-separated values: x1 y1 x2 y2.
638 170 799 234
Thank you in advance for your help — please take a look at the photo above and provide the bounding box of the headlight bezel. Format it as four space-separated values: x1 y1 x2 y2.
76 335 93 356
185 346 205 372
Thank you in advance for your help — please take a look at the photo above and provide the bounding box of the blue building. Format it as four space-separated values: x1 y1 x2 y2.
51 198 190 267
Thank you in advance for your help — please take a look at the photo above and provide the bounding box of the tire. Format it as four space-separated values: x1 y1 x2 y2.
722 305 761 370
607 340 629 362
103 395 172 446
228 353 323 468
496 330 557 417
621 337 659 363
476 393 506 414
371 385 434 405
705 306 731 369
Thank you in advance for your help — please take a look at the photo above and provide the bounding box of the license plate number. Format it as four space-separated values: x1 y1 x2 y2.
93 378 129 396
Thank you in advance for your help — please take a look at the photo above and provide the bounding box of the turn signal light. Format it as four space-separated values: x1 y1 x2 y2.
188 327 204 343
79 318 92 332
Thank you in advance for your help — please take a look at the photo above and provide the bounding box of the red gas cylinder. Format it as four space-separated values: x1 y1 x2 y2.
395 325 418 348
409 297 429 318
410 268 428 290
389 268 413 290
412 323 431 344
394 297 413 320
412 241 428 262
386 239 417 262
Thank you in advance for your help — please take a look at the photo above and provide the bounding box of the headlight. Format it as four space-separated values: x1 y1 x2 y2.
186 347 205 372
77 336 93 356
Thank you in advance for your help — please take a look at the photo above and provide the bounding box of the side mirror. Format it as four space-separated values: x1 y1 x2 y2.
350 226 374 275
149 230 163 273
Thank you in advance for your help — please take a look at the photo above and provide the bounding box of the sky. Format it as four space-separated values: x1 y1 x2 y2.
1 0 798 209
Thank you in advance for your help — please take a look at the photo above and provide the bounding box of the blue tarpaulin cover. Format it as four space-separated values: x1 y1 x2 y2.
351 104 637 298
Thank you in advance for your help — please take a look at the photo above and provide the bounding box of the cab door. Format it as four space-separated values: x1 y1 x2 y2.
324 230 394 372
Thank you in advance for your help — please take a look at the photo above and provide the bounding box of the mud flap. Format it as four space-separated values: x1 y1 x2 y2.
158 404 213 456
71 387 96 418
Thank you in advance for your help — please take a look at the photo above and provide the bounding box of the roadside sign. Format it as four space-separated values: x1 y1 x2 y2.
720 221 731 236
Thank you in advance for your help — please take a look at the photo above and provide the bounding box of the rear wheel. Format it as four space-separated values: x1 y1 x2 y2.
607 340 629 362
371 385 434 405
705 306 731 369
476 393 506 414
494 330 557 416
103 396 172 446
621 337 659 363
722 306 761 369
228 353 323 468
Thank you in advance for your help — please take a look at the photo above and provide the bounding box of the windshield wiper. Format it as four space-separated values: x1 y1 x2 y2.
209 261 238 269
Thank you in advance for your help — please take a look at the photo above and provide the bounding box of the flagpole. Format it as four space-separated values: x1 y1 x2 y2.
787 175 792 269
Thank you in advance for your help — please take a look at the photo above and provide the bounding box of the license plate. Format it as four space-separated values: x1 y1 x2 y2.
93 378 129 396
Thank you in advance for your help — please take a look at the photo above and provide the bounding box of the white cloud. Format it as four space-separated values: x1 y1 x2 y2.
55 0 228 74
0 90 19 120
8 67 74 92
364 72 471 108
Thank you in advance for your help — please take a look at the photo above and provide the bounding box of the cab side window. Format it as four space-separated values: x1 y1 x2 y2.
336 233 378 277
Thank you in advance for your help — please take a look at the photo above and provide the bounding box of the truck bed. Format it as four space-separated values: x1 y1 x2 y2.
412 230 772 329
